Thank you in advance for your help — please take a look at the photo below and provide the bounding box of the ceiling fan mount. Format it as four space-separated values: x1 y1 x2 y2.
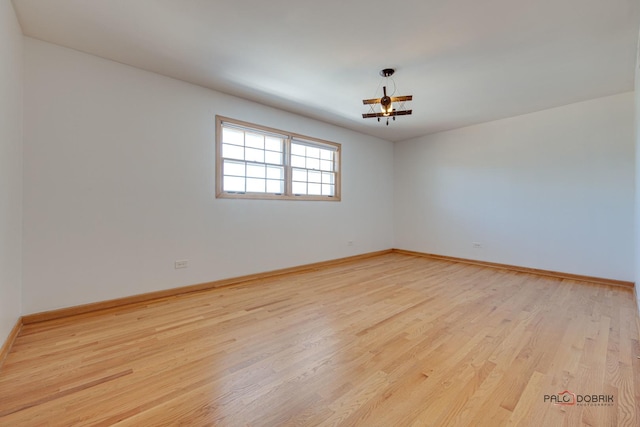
380 68 395 78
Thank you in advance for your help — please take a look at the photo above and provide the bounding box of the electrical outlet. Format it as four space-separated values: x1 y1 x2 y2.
175 260 188 269
472 242 482 249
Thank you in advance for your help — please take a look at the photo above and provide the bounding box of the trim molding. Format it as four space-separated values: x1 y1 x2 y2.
0 318 23 371
20 248 634 326
22 249 393 325
392 249 635 288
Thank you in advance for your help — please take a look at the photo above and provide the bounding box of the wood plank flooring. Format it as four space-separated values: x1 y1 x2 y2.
0 253 638 426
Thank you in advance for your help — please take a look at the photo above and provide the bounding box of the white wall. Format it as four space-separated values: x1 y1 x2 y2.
22 38 394 314
18 35 637 314
0 1 23 343
635 31 640 306
395 93 635 281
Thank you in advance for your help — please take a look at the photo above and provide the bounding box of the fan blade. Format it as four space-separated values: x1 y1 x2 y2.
362 98 382 105
363 110 412 119
390 95 413 102
363 110 413 119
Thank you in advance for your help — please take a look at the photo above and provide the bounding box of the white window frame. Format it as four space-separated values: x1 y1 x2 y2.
216 116 341 201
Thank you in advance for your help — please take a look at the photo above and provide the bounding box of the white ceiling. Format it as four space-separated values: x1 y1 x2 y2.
12 0 640 142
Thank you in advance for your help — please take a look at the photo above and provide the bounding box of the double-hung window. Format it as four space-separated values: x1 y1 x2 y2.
216 116 341 201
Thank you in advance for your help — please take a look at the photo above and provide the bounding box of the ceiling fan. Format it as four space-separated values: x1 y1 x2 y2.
362 68 413 126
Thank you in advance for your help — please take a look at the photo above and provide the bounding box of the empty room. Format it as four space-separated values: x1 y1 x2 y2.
1 0 639 426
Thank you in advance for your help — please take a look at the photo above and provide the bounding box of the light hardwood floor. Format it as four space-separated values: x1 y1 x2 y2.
0 253 638 426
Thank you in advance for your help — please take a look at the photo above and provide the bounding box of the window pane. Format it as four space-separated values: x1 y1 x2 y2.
245 133 264 149
223 143 244 160
246 164 265 178
219 120 340 200
292 181 306 194
308 170 322 183
224 160 245 177
291 143 305 156
246 178 266 192
266 179 284 193
265 137 283 152
266 166 284 180
306 146 320 159
307 158 320 170
320 160 333 171
223 128 244 146
245 148 264 163
291 155 305 168
224 176 245 192
265 151 283 165
320 149 333 160
292 168 306 181
308 183 322 195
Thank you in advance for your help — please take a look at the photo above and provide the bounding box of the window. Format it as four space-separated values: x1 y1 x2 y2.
216 116 341 201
